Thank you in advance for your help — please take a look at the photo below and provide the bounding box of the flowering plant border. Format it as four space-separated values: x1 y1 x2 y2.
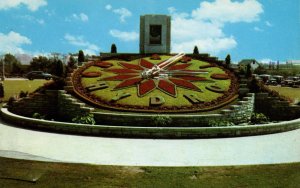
71 56 239 113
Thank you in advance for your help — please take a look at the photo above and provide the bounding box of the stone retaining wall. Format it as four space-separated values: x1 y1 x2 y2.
8 90 94 121
1 108 299 139
7 90 255 127
8 90 58 118
58 90 94 120
92 93 255 127
255 93 300 121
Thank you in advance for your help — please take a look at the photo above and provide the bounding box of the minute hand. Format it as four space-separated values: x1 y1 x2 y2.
158 53 185 70
161 70 209 75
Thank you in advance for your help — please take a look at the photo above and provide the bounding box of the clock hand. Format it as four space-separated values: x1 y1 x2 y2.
158 52 185 70
161 70 209 76
141 53 185 79
151 53 185 76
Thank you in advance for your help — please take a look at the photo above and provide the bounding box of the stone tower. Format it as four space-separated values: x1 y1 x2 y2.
140 15 171 54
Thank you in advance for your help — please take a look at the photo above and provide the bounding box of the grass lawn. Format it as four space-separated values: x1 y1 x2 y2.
268 86 300 101
2 79 47 101
0 157 299 187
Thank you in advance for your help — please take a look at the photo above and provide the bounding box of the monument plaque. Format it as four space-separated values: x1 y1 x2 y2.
140 15 171 54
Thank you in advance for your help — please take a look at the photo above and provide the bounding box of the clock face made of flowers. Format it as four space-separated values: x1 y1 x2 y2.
72 55 238 112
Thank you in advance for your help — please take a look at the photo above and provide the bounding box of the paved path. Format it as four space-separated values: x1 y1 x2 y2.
0 118 299 166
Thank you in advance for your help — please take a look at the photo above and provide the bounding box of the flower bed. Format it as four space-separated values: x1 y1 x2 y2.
167 63 191 70
211 73 230 80
82 72 101 78
169 78 202 92
180 56 192 63
158 79 176 97
119 62 144 70
114 77 142 90
94 61 113 68
138 79 156 97
150 54 161 60
71 55 239 113
140 59 154 69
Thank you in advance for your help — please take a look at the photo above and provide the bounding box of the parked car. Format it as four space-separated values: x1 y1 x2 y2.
292 80 300 88
25 71 52 80
281 79 294 87
266 78 278 86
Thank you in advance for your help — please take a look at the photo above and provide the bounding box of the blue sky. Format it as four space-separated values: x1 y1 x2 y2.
0 0 299 63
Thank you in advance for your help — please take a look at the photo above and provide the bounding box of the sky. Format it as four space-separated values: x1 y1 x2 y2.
0 0 299 63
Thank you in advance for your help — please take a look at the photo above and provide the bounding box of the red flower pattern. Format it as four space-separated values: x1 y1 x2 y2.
210 73 230 80
82 72 101 77
102 58 214 97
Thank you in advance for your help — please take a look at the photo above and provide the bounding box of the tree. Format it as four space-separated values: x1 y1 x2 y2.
53 59 64 77
30 56 50 72
65 56 77 76
253 65 267 75
245 63 252 78
193 46 199 55
2 54 22 75
78 50 85 65
111 43 117 53
225 54 231 68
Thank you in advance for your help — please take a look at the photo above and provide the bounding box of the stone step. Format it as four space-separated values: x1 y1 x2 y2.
64 86 74 92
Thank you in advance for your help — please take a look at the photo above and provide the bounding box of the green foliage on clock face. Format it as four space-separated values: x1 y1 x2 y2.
80 56 233 110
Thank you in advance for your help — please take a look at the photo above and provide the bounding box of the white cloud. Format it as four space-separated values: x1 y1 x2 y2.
109 30 138 42
106 6 132 23
170 0 263 54
21 15 45 25
265 21 273 27
113 8 132 22
172 37 237 54
254 26 263 32
71 13 89 22
259 58 274 64
105 4 112 10
64 34 100 55
0 0 47 11
167 7 176 14
192 0 263 24
167 7 189 19
0 31 32 54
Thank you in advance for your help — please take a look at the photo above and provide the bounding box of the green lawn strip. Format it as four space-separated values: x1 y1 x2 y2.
2 80 47 101
268 86 300 101
0 157 299 187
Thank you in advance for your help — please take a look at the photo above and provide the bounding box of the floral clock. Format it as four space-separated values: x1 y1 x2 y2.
72 54 238 112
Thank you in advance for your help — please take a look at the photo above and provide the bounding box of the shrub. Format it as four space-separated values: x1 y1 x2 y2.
72 113 96 125
208 120 235 127
7 96 17 106
19 90 28 98
250 113 269 124
0 83 4 98
35 78 66 93
111 43 117 53
193 46 199 55
151 115 172 127
32 112 45 119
